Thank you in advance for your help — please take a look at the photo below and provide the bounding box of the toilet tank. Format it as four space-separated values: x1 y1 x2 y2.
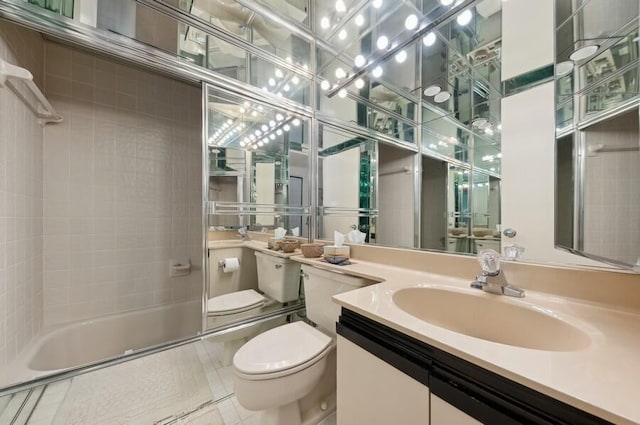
302 265 373 335
254 251 301 303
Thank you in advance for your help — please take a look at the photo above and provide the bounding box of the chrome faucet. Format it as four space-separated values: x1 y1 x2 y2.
237 227 251 241
470 249 525 298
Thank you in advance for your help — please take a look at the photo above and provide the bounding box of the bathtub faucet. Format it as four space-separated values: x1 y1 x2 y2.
470 249 525 297
237 227 251 241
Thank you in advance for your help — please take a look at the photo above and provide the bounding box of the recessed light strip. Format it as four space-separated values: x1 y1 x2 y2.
326 0 475 98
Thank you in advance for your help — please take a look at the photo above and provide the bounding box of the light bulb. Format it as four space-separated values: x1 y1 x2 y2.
423 32 436 46
395 50 407 63
320 80 331 91
226 119 233 125
292 76 300 85
270 134 276 140
376 35 389 50
293 118 301 126
372 0 383 9
268 78 276 86
335 0 346 12
456 9 473 26
269 120 276 127
355 78 365 89
335 67 347 79
276 113 284 121
355 14 365 26
258 141 264 147
275 68 284 78
372 66 383 78
338 89 347 98
239 107 246 114
440 0 454 5
251 110 257 117
276 129 283 136
405 14 418 30
284 84 290 92
283 124 291 132
320 17 330 29
354 55 366 67
338 29 347 40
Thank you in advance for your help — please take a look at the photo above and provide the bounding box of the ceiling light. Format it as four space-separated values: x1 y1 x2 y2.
456 9 473 26
243 101 250 107
292 76 300 85
255 130 262 136
258 141 264 147
277 92 283 97
569 45 599 61
270 134 276 140
335 67 347 79
424 85 441 96
355 14 365 26
285 56 292 63
354 55 366 67
239 107 246 114
293 118 301 126
275 69 284 78
372 66 383 78
405 14 418 30
434 91 451 103
338 89 347 98
423 32 436 46
283 124 291 131
239 141 246 147
338 29 347 40
251 111 257 117
276 129 283 136
320 17 330 29
252 145 258 150
284 84 290 92
268 78 276 86
372 0 383 8
377 35 389 50
269 120 276 127
395 50 407 63
439 0 454 5
355 78 365 89
335 0 346 12
276 113 284 121
226 119 233 125
320 80 331 91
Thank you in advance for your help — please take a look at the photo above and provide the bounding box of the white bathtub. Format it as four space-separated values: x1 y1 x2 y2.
2 301 201 387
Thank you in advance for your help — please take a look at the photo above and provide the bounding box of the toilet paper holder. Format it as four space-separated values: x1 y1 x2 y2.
218 259 226 268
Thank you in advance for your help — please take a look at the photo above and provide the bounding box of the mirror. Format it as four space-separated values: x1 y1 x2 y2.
204 84 308 331
555 0 640 268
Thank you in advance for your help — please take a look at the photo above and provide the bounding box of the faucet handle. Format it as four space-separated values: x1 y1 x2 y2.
477 249 501 275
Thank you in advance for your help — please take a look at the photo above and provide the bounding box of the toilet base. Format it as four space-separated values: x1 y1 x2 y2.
259 401 301 425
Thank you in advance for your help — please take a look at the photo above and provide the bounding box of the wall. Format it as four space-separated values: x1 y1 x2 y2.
0 22 45 370
42 41 202 326
377 144 415 248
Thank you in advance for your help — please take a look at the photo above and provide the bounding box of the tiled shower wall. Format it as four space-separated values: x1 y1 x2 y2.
0 23 45 369
42 42 202 325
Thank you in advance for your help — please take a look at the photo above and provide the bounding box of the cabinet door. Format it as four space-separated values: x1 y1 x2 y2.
337 336 429 425
431 394 482 425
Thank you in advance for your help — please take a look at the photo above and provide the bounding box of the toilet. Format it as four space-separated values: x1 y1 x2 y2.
232 265 371 425
207 251 302 364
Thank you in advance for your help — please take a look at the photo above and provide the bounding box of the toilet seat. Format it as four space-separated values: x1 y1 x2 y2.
207 289 266 316
233 322 333 380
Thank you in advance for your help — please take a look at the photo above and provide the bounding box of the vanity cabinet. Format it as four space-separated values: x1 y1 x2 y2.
337 336 429 425
336 309 609 425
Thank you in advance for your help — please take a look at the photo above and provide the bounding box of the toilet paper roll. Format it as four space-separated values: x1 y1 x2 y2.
222 257 240 273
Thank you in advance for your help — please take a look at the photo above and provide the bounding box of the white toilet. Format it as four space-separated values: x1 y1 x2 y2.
207 251 302 364
233 265 371 425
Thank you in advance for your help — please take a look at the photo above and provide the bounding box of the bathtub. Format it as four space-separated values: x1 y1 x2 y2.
2 301 201 387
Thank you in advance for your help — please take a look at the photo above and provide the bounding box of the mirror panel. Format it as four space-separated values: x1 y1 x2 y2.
554 0 640 268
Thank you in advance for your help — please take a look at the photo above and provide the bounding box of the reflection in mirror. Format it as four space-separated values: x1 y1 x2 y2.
0 312 301 424
446 165 471 254
318 124 377 241
555 0 640 268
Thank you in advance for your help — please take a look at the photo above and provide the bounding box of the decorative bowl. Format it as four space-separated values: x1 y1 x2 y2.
300 243 325 258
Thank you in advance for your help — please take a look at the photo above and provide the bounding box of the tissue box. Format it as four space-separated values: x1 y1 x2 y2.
323 245 350 258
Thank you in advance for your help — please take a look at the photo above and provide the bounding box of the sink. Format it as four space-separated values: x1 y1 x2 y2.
392 286 591 351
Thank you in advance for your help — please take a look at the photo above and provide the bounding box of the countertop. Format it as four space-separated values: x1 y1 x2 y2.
207 239 303 259
291 256 640 424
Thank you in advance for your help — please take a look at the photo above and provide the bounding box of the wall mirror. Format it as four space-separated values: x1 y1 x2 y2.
555 0 639 269
204 83 308 332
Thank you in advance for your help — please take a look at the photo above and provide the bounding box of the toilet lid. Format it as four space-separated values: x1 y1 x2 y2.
207 290 265 315
233 322 332 375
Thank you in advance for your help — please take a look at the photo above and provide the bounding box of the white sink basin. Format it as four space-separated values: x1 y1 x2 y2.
392 286 591 351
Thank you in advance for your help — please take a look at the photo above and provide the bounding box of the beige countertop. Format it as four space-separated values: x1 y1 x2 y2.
207 239 303 259
291 255 640 424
